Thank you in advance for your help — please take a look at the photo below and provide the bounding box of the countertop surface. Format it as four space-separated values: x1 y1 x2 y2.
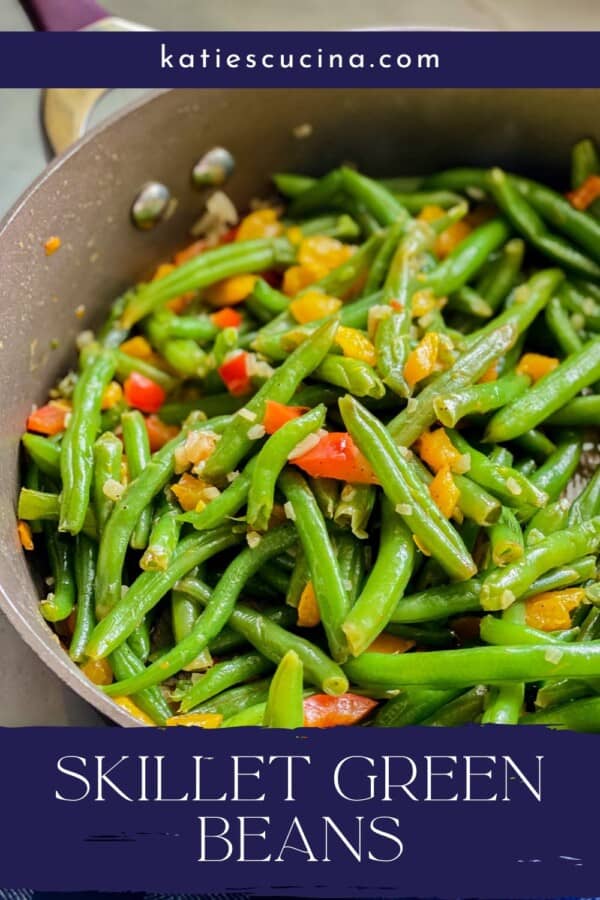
0 0 598 725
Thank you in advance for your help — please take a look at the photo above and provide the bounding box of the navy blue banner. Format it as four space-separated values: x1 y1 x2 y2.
0 725 595 896
0 31 598 88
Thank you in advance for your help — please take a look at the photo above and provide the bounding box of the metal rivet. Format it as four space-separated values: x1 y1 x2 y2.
192 147 235 188
131 181 172 230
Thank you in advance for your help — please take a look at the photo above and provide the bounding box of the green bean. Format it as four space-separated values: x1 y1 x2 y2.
425 219 511 296
480 517 600 611
69 534 97 662
520 557 598 599
95 415 230 617
160 394 246 424
343 498 416 656
345 641 600 690
114 349 178 393
363 218 406 295
287 170 344 217
127 618 151 664
392 190 464 213
274 172 318 198
140 496 181 571
486 340 600 443
385 622 455 648
145 318 209 378
374 312 410 398
558 282 600 331
336 531 365 605
545 295 583 357
179 455 257 532
447 430 548 510
21 433 61 480
525 498 570 541
109 643 171 725
388 268 563 446
421 685 488 726
261 561 290 596
546 395 600 427
308 477 339 520
511 429 556 462
279 469 349 662
481 683 524 725
222 702 269 727
121 238 292 328
180 651 272 713
480 615 577 647
263 650 304 728
102 524 296 695
374 687 460 727
523 435 582 507
92 432 122 537
486 168 600 278
390 557 596 625
475 238 525 312
18 488 97 539
121 411 152 550
433 372 529 428
333 483 376 538
339 396 476 581
313 354 386 399
186 676 273 717
40 525 76 622
340 167 409 227
571 138 600 189
148 309 218 343
452 475 501 526
298 213 361 241
59 349 116 534
450 287 493 319
173 576 348 695
89 526 241 659
569 468 600 526
489 508 524 566
202 319 337 480
170 589 213 673
522 696 600 731
247 405 326 531
286 548 309 608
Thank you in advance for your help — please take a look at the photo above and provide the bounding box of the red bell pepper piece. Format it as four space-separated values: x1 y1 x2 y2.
123 372 166 414
218 351 251 396
26 403 68 435
303 693 378 727
145 414 179 452
293 432 378 484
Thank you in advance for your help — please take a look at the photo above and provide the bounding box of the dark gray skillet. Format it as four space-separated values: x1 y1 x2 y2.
1 88 598 725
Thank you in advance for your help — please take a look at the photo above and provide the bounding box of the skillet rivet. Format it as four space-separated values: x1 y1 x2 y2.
131 182 172 230
192 147 235 188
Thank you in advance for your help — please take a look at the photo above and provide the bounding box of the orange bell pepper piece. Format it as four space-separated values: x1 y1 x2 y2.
263 400 309 435
429 466 461 518
567 174 600 210
416 428 469 474
366 633 415 654
26 402 69 436
525 588 585 632
404 332 441 388
297 581 321 628
516 352 559 382
289 289 342 323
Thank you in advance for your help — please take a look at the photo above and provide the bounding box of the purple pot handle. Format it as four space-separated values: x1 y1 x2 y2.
20 0 108 31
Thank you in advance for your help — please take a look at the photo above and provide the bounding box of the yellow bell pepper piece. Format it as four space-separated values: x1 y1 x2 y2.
166 713 223 728
205 274 258 306
236 208 283 241
289 289 342 324
335 326 377 366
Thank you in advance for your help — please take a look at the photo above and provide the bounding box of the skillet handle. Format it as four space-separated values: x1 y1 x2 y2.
20 0 108 31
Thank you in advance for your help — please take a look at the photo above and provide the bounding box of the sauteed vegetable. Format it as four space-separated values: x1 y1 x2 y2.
17 137 600 729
